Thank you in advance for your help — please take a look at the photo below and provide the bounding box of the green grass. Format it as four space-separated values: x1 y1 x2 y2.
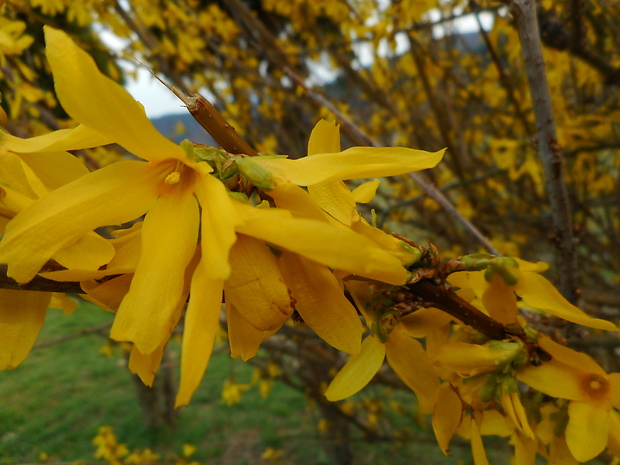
1 300 512 465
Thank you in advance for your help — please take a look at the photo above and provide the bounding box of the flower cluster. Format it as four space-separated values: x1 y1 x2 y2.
1 27 619 465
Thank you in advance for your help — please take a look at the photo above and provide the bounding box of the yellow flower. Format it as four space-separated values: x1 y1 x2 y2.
0 28 424 405
449 258 618 332
0 119 110 369
324 280 439 414
517 336 620 461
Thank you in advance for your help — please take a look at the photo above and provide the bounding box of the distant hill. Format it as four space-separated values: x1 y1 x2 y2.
151 112 217 146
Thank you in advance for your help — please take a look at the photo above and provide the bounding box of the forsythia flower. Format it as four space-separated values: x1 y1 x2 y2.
0 123 109 368
0 27 445 405
324 280 439 414
517 336 620 462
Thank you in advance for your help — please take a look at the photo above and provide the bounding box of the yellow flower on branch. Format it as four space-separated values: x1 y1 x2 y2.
324 280 439 414
0 27 442 404
517 336 620 462
448 257 618 332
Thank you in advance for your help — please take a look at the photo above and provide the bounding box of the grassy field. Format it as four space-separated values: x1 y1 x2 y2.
0 300 510 465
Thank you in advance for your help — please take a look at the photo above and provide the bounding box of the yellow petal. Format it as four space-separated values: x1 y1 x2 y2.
435 341 522 377
433 383 463 455
44 27 184 162
0 160 159 283
516 271 618 331
511 433 537 465
2 124 112 153
235 203 408 285
517 358 586 401
224 235 292 331
400 307 454 338
252 146 445 185
513 257 549 273
500 392 534 439
351 215 422 266
565 401 609 462
0 183 36 215
610 373 620 409
81 274 133 312
607 411 620 460
267 182 333 222
304 121 354 224
481 273 518 325
195 173 241 279
110 190 199 353
549 435 579 465
52 232 115 271
307 119 340 155
385 326 439 413
510 434 537 465
280 251 362 354
538 335 606 375
19 151 90 189
226 303 273 361
0 289 51 369
128 343 165 387
175 264 224 407
351 179 381 203
480 410 514 436
470 413 490 465
307 180 355 226
49 293 78 315
324 335 385 401
0 152 43 200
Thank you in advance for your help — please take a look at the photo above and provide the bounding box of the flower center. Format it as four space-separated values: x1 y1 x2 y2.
581 373 609 400
156 159 195 196
164 161 185 185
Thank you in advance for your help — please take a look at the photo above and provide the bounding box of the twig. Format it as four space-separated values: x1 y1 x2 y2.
409 279 507 340
33 323 111 349
0 265 84 294
181 95 259 156
507 0 579 302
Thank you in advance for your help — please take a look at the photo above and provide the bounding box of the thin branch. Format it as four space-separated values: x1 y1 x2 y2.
508 0 579 302
409 279 507 340
34 323 111 349
0 265 84 294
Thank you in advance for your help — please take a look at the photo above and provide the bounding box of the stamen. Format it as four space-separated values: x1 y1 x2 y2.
164 161 185 185
164 171 181 185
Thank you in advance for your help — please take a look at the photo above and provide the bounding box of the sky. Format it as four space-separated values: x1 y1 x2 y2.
110 9 494 119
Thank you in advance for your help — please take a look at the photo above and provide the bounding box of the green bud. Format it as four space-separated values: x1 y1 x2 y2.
180 139 196 161
460 253 494 271
236 156 276 190
501 376 518 394
480 374 498 403
192 145 229 164
484 258 520 286
399 242 423 267
228 191 250 203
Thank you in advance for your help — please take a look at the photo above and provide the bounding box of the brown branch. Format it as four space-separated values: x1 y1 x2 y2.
0 265 84 294
34 323 111 349
409 279 507 340
182 95 259 156
508 0 579 302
